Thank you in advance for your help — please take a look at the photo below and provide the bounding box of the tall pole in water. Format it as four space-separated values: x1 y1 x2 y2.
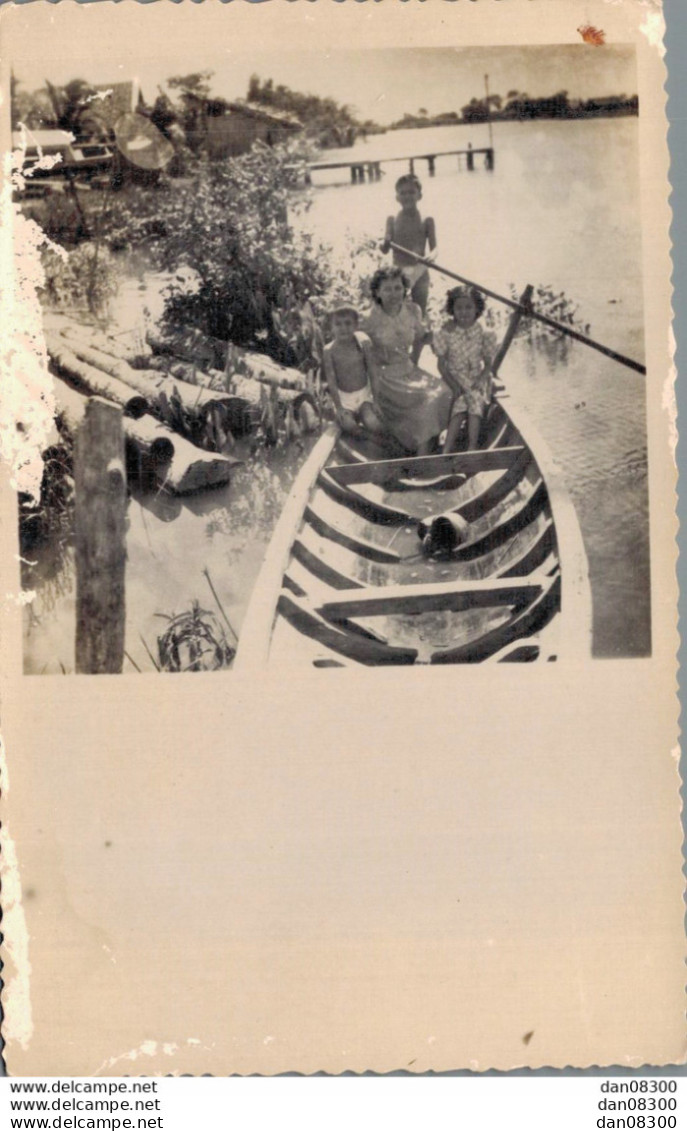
484 73 494 150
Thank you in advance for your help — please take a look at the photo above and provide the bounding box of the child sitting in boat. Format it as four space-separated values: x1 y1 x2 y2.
380 174 436 314
322 306 386 437
432 286 497 452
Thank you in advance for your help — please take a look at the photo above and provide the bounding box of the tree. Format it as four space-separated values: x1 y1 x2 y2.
246 75 367 148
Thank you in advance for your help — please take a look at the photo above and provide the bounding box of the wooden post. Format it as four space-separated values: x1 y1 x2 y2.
492 285 534 377
485 147 494 171
74 397 127 674
466 144 474 171
409 157 415 174
427 155 436 176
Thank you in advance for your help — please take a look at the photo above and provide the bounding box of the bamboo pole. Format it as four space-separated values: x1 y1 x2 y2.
388 242 646 375
74 397 127 674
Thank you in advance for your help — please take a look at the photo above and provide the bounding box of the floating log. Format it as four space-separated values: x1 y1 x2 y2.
46 336 148 418
125 414 240 494
233 350 307 393
74 397 127 674
146 324 309 391
50 374 239 495
139 355 319 435
146 324 224 370
57 320 137 363
54 335 241 451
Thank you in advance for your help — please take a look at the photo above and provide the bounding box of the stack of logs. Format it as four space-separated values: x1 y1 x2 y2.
45 316 321 496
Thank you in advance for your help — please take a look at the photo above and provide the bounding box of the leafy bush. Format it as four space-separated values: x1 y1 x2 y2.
97 141 353 367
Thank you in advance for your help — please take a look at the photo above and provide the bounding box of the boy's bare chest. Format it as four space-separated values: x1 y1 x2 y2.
331 342 367 389
394 212 425 247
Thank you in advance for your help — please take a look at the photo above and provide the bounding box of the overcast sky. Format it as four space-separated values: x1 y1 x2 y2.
7 10 637 126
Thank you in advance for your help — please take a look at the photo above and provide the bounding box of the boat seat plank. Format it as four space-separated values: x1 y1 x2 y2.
317 577 545 621
277 592 418 665
326 446 526 488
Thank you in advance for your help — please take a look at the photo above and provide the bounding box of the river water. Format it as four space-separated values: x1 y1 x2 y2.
24 116 649 671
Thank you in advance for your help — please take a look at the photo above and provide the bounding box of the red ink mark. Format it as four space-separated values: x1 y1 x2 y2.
578 25 606 46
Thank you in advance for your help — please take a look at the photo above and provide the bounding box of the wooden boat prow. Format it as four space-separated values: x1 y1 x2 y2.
234 390 592 672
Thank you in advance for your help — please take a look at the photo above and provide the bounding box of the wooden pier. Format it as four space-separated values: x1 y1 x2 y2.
306 145 494 185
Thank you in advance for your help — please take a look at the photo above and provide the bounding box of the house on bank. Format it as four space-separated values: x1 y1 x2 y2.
196 98 303 157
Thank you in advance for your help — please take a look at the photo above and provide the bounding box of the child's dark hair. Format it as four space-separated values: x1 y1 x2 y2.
445 285 486 319
331 305 359 322
395 173 422 195
369 266 410 305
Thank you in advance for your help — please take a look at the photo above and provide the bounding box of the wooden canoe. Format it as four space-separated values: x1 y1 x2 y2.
234 392 592 671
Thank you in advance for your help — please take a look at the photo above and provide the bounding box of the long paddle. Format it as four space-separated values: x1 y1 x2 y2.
389 242 646 375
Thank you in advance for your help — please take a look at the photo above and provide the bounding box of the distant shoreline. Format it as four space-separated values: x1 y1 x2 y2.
382 108 638 133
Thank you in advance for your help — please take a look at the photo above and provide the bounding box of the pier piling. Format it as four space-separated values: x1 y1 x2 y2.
310 146 495 184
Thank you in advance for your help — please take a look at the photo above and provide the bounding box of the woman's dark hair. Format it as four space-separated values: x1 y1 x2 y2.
445 285 486 318
370 265 410 306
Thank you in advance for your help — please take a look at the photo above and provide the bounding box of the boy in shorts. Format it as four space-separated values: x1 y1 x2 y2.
322 306 386 436
380 173 437 314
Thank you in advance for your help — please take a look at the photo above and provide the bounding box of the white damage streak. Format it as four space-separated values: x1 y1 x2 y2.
0 737 34 1050
1 135 61 502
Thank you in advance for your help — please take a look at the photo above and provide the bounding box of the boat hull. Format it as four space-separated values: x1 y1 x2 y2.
235 396 591 670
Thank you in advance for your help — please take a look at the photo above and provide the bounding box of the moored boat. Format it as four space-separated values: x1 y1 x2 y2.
234 376 592 671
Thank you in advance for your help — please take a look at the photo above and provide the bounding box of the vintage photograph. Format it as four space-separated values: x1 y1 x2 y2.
1 0 681 1079
12 39 648 673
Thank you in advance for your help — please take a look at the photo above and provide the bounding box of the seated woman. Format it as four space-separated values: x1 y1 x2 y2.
363 266 451 455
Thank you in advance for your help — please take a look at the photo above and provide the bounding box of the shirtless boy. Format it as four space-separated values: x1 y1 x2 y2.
322 307 386 436
380 174 437 314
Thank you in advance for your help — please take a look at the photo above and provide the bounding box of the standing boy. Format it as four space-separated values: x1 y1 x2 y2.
380 174 437 314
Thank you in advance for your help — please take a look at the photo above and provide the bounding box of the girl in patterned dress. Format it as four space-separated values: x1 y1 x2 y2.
432 286 497 453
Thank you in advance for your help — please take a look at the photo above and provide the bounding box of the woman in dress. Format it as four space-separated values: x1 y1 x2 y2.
363 266 451 454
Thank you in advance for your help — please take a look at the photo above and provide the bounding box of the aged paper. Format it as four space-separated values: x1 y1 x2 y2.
0 0 682 1075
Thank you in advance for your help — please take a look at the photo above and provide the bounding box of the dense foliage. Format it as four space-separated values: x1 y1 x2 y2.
97 141 368 366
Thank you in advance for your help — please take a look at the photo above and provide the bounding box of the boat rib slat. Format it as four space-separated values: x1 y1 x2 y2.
277 592 418 666
317 469 410 525
431 574 561 664
291 539 365 591
452 481 549 562
456 446 534 522
497 520 557 578
304 505 402 564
